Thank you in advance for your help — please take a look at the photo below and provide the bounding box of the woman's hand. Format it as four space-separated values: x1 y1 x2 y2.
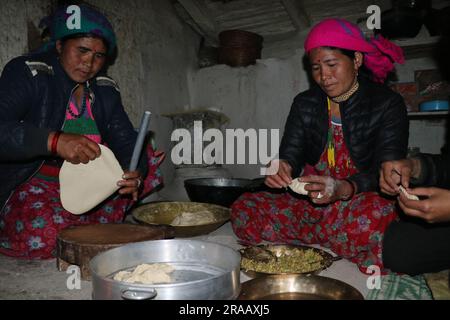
264 159 293 188
117 170 142 201
49 132 101 164
380 159 420 195
398 187 450 223
300 175 353 205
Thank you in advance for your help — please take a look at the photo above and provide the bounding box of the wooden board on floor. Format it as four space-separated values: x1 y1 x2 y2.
56 223 174 280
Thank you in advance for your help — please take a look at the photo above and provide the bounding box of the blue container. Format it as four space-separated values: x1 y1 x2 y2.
419 100 449 112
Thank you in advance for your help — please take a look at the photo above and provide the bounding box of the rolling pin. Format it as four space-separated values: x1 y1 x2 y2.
129 111 152 172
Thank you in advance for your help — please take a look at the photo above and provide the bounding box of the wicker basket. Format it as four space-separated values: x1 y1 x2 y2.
218 30 263 67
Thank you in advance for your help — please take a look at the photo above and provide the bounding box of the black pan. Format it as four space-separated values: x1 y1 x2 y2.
184 177 265 207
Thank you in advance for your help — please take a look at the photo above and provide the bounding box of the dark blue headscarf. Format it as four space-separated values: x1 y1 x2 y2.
40 4 116 55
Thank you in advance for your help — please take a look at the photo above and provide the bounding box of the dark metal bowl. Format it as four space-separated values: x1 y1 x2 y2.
184 178 265 207
377 7 423 39
132 202 230 238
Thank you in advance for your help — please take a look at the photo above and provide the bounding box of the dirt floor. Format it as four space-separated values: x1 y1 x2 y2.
0 222 373 300
0 255 92 300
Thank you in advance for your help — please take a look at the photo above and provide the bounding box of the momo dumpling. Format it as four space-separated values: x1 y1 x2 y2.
289 179 309 195
398 186 419 200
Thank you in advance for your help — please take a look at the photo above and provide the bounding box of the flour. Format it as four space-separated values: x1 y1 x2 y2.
113 263 174 284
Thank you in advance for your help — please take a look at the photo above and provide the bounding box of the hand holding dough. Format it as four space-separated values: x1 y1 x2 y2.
59 144 124 215
289 178 325 199
398 185 419 200
289 179 309 195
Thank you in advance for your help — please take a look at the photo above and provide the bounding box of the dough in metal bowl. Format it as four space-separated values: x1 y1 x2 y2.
113 263 174 284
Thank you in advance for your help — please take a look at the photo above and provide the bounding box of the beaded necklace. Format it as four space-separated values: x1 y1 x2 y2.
331 80 359 103
68 85 89 119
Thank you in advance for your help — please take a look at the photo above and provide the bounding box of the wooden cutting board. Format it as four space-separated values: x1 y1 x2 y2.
56 223 174 280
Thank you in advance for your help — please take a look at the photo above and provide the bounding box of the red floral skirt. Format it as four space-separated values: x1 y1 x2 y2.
231 123 398 274
0 146 164 259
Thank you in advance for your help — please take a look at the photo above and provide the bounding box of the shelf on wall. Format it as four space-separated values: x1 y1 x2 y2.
408 111 448 117
393 36 441 60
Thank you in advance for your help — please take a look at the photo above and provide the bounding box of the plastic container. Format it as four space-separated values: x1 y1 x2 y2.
419 100 449 112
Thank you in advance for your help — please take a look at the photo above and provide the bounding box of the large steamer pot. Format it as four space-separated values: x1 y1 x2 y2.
90 239 241 300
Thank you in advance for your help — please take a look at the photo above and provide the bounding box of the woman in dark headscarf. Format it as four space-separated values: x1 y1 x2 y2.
231 18 408 273
0 5 164 258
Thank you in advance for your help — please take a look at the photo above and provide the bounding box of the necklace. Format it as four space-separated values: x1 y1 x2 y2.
68 85 89 119
331 80 359 103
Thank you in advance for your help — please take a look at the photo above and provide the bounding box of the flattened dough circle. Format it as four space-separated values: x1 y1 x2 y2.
59 144 124 215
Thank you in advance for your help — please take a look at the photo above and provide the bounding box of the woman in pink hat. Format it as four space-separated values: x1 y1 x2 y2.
231 18 408 273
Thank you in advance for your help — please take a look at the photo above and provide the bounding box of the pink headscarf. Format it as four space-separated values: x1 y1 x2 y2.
304 18 404 83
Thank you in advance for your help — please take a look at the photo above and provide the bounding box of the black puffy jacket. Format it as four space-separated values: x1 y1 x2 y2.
279 77 409 193
0 51 147 209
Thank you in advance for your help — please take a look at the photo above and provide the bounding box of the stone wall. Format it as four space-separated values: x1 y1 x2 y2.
0 0 51 69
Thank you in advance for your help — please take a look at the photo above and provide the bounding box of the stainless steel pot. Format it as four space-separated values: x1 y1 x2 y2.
90 239 241 300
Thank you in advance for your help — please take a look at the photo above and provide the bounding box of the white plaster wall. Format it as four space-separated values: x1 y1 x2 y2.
408 118 447 154
190 50 310 178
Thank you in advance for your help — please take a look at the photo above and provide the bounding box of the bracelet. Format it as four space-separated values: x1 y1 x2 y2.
50 131 62 155
341 179 356 201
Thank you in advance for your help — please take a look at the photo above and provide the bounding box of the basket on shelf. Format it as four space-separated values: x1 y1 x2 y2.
218 30 264 67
